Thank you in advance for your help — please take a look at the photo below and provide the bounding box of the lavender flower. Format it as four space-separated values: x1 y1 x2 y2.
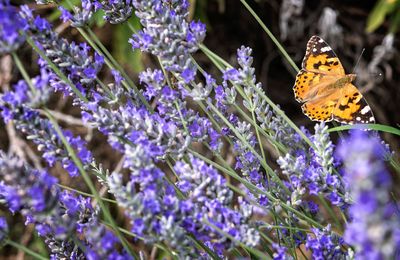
19 8 104 103
337 130 400 259
305 225 348 259
127 1 220 156
0 217 8 244
277 123 346 207
108 140 259 257
138 68 221 153
83 100 190 158
0 1 26 53
58 0 95 27
0 152 130 259
97 0 134 24
218 46 312 208
130 0 205 75
217 48 266 186
174 157 260 249
0 68 92 176
233 46 307 154
272 243 291 260
107 142 201 257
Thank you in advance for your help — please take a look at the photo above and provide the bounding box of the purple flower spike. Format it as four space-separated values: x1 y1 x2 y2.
337 130 399 259
0 2 27 53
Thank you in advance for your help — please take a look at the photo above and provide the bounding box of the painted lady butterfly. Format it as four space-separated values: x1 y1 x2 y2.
293 35 375 125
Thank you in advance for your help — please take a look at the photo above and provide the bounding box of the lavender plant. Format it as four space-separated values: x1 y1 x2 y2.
337 131 400 259
0 0 398 259
0 152 132 259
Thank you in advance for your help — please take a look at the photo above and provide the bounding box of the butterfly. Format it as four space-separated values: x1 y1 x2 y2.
293 35 375 125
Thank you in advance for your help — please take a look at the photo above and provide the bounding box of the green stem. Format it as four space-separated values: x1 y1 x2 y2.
318 194 342 231
85 28 139 90
95 77 117 100
188 233 222 260
189 148 324 229
6 239 48 260
58 184 117 204
127 21 138 34
204 220 270 259
239 0 299 73
263 225 310 233
234 104 287 154
11 52 36 94
207 101 289 192
252 109 269 163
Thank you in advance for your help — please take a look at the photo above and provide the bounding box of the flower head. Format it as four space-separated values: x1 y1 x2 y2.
0 2 26 53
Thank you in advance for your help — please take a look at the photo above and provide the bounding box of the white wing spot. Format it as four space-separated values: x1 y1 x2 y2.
321 46 331 52
360 106 371 115
318 39 324 43
369 117 375 122
313 48 317 52
356 116 361 121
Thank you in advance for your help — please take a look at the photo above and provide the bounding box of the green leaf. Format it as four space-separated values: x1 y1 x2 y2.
328 123 400 136
366 0 397 32
113 17 143 73
92 10 106 27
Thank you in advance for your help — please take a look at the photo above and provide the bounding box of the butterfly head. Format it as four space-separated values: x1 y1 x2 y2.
347 73 356 82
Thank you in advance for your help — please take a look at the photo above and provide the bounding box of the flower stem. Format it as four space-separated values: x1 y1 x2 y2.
239 0 299 73
5 239 47 260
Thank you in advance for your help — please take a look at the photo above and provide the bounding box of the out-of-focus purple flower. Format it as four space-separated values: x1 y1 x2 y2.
0 152 130 259
223 68 240 82
272 243 290 260
34 16 51 32
0 2 26 53
59 6 73 23
111 69 123 86
306 225 347 259
0 217 8 244
181 67 196 83
337 130 400 259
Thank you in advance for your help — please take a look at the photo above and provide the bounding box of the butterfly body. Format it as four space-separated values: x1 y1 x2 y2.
293 36 375 125
332 74 355 88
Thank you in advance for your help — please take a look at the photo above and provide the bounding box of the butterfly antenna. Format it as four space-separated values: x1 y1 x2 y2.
351 48 365 74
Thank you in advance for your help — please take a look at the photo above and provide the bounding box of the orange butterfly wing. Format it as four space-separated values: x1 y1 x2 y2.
293 36 375 124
